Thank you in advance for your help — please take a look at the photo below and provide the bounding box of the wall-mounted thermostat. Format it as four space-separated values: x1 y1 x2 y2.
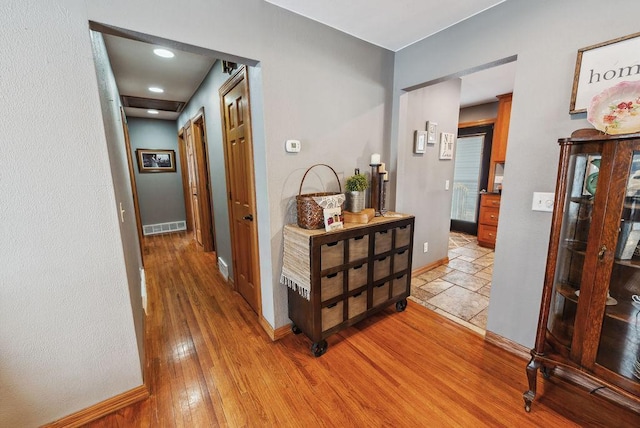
285 139 301 153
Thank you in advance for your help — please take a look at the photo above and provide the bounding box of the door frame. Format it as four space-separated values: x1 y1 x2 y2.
178 108 216 252
219 65 262 315
450 123 494 235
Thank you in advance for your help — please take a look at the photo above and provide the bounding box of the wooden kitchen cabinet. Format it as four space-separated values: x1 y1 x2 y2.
478 193 501 248
284 214 414 357
524 129 640 414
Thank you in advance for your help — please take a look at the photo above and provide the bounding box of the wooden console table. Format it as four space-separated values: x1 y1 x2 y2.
283 213 415 356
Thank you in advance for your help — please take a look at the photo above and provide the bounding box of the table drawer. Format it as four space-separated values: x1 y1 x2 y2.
348 263 368 291
320 271 343 301
373 256 391 281
481 194 501 208
322 301 344 332
372 282 390 307
321 240 344 270
391 273 409 297
479 207 500 226
348 292 366 319
374 229 392 254
393 249 409 273
348 234 369 261
478 224 497 245
395 224 411 248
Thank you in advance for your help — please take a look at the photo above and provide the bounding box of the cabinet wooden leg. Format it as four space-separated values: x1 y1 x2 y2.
523 357 540 412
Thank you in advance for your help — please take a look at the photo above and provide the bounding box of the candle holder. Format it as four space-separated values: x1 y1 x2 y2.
369 163 381 215
379 175 388 215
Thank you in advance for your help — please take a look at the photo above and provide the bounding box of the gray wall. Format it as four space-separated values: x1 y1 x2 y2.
393 0 640 347
396 79 462 268
0 1 394 424
128 117 186 226
459 102 499 123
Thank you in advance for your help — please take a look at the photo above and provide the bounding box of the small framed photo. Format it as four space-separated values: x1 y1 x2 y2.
414 130 427 154
136 149 176 173
426 121 437 145
439 132 455 160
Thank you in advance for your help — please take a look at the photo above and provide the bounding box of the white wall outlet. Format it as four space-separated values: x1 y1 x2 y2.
285 139 301 153
423 242 429 253
532 192 554 212
445 180 450 190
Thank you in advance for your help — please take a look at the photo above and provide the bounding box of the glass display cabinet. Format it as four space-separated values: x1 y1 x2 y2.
524 129 640 414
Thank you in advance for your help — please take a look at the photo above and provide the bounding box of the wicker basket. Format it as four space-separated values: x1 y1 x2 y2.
296 164 342 229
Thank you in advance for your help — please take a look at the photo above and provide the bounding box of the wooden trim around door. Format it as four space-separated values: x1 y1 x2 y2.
120 107 144 264
192 108 215 252
178 126 193 232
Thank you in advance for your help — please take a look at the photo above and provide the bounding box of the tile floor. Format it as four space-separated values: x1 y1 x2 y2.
409 231 494 335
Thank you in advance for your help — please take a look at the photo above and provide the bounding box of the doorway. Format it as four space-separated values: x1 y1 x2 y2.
450 124 493 235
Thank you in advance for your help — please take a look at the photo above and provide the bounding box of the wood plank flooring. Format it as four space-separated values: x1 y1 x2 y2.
87 232 640 427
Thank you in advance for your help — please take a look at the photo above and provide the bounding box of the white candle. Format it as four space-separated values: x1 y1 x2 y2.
383 172 389 181
379 162 386 173
370 153 381 165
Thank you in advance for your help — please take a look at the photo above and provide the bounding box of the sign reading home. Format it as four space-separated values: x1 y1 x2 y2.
571 32 640 114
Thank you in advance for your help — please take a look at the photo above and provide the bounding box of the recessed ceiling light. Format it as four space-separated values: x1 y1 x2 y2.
148 87 164 93
147 110 159 115
153 48 174 58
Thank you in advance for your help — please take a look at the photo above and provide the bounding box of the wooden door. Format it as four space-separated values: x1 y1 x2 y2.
120 107 144 264
220 66 261 314
178 128 193 233
185 124 203 246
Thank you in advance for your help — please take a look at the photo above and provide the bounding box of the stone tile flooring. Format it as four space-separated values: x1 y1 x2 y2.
409 232 494 335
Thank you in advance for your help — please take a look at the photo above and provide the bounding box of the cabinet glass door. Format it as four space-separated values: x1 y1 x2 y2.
595 151 640 383
547 150 601 348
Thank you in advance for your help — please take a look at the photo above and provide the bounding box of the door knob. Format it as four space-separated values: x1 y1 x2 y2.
243 214 253 221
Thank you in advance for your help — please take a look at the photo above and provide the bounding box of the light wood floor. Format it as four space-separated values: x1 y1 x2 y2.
88 232 640 427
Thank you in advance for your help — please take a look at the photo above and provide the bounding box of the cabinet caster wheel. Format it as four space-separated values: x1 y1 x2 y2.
291 324 302 335
396 299 407 312
311 340 328 357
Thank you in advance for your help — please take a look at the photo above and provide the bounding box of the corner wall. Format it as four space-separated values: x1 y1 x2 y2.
393 0 640 347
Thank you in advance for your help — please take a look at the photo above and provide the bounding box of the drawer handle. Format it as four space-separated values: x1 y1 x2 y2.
377 257 387 262
396 274 405 280
397 250 406 255
492 201 500 205
490 214 496 219
378 230 388 234
353 264 363 270
399 225 407 229
327 273 338 278
352 292 362 298
327 242 339 247
354 236 364 241
375 283 385 288
327 302 338 308
489 233 494 237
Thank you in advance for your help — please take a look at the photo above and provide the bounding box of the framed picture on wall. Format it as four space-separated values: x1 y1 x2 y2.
439 132 455 160
570 31 640 114
136 149 176 173
414 130 427 154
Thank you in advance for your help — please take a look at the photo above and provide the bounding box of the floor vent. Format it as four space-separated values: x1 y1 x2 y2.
143 221 187 236
218 257 229 281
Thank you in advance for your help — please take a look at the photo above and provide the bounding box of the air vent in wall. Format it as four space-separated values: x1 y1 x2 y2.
143 221 187 236
121 95 185 113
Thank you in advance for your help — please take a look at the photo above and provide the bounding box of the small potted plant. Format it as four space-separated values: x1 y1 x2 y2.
345 173 369 213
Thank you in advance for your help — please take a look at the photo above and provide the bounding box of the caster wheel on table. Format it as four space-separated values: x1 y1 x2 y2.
311 340 328 357
524 403 531 413
396 299 407 312
291 324 302 335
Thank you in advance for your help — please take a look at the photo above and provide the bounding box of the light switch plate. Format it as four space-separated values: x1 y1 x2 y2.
532 192 554 212
285 139 301 153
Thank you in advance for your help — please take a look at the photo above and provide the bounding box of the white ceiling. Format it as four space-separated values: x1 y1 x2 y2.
102 0 514 121
264 0 506 51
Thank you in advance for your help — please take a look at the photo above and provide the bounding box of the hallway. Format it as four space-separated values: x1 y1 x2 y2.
86 232 638 426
